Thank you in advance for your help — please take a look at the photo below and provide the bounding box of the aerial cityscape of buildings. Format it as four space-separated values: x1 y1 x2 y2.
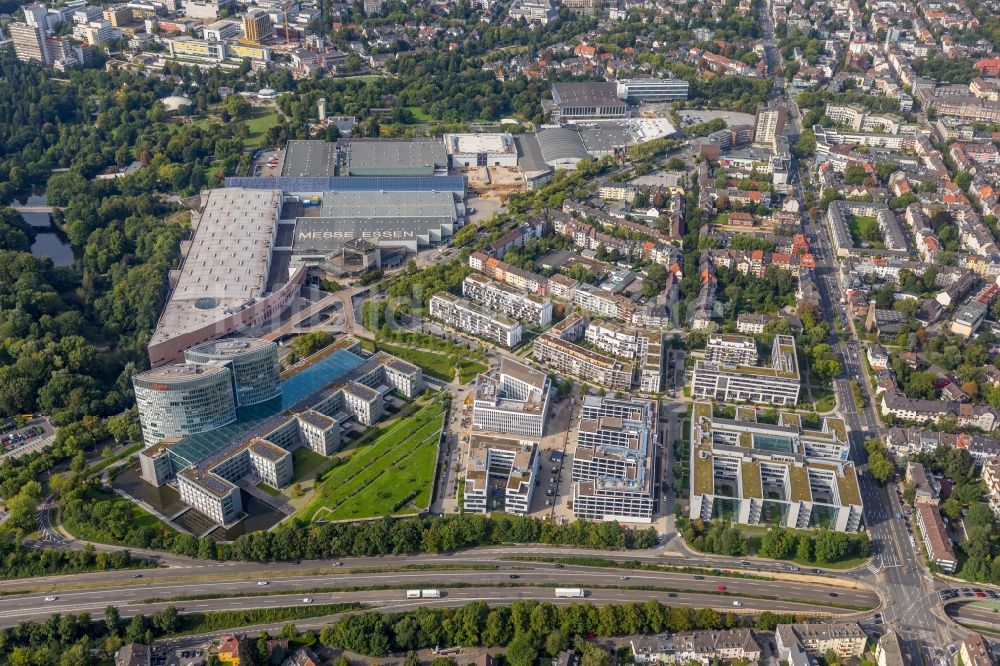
8 0 1000 658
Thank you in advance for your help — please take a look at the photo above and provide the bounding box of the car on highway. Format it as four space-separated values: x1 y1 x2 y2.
693 575 704 580
667 592 678 597
132 574 143 579
302 598 313 603
829 592 838 597
44 596 57 602
619 576 629 581
509 574 520 579
257 581 269 586
717 585 727 591
976 591 987 598
732 601 742 607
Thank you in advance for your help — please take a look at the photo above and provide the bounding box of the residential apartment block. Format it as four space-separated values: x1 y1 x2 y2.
429 292 523 348
571 395 658 523
462 273 553 327
776 623 868 663
463 434 538 515
983 458 1000 519
534 315 634 391
704 333 759 366
631 629 761 665
689 402 863 532
691 335 801 406
472 357 550 438
584 320 665 393
915 502 957 573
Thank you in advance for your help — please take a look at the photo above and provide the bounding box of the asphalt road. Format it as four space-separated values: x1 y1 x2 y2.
0 549 880 626
0 560 878 627
947 602 1000 632
796 125 962 662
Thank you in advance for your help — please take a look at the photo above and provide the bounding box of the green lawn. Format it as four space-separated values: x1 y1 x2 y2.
298 400 446 522
292 446 331 483
257 482 281 496
847 214 885 248
814 393 837 413
375 342 486 384
406 106 434 122
244 107 281 148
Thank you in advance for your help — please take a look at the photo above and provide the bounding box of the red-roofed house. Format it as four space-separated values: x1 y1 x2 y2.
218 636 241 664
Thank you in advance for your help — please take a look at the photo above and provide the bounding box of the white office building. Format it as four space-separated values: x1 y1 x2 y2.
689 402 863 532
473 357 550 438
691 335 801 406
571 395 658 523
463 435 539 515
615 78 690 102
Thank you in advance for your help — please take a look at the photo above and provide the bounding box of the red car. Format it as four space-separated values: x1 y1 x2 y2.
717 585 727 591
976 591 987 598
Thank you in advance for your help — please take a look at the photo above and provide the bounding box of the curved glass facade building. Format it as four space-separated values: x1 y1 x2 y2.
133 364 237 446
185 338 281 407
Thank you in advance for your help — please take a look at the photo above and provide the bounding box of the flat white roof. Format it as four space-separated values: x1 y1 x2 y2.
444 133 516 156
150 188 282 345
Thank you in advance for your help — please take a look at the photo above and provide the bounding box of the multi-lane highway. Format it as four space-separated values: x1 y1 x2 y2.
0 552 879 628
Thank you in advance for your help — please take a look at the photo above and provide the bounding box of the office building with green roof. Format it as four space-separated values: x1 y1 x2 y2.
689 401 862 532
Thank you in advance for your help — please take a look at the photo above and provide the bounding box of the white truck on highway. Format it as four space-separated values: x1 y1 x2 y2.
407 589 443 598
554 588 585 598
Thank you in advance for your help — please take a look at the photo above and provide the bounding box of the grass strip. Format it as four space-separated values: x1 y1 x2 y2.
171 603 362 636
503 555 774 581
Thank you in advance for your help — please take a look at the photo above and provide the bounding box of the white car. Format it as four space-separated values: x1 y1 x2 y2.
302 597 313 603
732 601 742 607
44 596 57 602
257 581 269 586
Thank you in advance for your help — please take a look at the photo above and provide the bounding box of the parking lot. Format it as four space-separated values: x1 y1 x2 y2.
251 148 284 177
0 418 54 462
151 644 207 666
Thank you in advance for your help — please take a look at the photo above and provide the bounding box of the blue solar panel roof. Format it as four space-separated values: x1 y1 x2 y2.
224 175 467 195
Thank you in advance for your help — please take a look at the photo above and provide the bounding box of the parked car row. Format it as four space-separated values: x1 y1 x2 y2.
940 588 1000 601
3 426 43 450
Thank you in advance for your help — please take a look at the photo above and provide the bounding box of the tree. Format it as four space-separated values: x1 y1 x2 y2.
224 94 251 119
642 264 668 298
940 498 962 522
546 629 569 656
794 129 816 157
104 605 122 637
507 633 539 666
868 451 895 484
151 606 179 633
814 531 849 563
238 636 267 666
795 535 813 562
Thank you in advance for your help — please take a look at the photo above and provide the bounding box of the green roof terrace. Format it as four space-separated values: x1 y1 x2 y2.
741 462 762 499
789 465 812 502
694 452 714 496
